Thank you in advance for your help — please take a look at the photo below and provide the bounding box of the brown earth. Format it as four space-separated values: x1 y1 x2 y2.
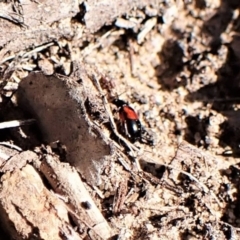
1 0 240 239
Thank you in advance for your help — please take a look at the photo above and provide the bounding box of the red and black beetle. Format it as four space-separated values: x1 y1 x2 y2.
112 99 142 142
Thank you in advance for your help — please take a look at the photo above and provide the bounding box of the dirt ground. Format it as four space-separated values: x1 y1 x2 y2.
1 0 240 239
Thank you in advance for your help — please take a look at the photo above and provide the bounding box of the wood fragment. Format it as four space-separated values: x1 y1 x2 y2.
128 38 136 77
40 154 114 239
0 144 19 163
113 179 129 214
0 150 37 173
141 171 183 195
0 164 81 240
0 119 35 129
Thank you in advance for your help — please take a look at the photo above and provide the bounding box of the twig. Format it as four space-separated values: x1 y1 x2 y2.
141 205 188 212
22 42 54 58
0 55 16 64
40 154 113 239
0 142 22 151
0 119 35 129
128 38 135 77
0 11 24 26
0 42 54 65
113 179 128 213
116 152 132 171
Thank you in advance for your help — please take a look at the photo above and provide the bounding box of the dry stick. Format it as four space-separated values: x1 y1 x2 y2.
89 117 134 172
0 142 22 151
115 150 159 187
0 10 24 26
0 119 35 129
87 114 134 173
141 205 188 212
22 42 54 58
0 55 15 64
0 42 54 65
40 155 113 239
128 38 135 77
84 106 133 172
115 152 132 171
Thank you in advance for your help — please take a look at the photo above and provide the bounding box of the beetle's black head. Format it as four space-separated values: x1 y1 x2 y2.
112 99 127 107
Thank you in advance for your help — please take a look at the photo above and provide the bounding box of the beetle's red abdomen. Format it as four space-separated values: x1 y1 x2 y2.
113 99 142 142
121 106 139 120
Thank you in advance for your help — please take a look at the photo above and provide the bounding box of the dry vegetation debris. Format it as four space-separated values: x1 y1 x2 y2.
1 0 240 239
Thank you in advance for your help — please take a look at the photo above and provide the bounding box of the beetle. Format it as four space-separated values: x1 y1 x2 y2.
112 99 142 142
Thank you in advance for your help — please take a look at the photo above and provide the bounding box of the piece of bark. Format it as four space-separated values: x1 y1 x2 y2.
0 145 19 164
0 164 82 240
40 154 114 239
113 179 128 214
0 150 37 173
17 64 111 185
